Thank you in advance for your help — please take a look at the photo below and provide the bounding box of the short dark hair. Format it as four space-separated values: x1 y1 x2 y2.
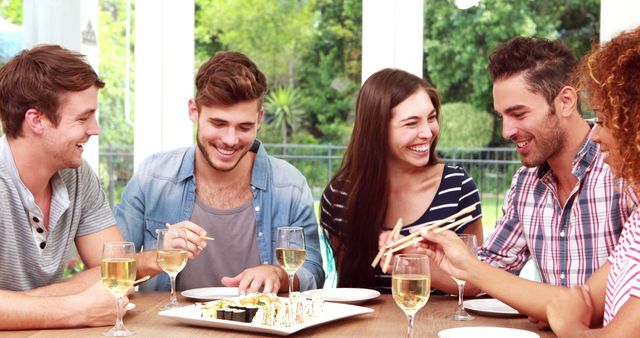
488 37 578 107
194 51 268 110
0 44 105 138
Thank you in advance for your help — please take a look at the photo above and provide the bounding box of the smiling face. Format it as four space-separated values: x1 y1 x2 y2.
190 99 262 173
591 112 621 168
41 86 100 169
493 73 565 168
387 89 439 169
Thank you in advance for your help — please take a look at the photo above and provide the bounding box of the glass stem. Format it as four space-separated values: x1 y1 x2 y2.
115 296 124 329
457 283 465 312
170 275 177 303
406 313 415 338
288 273 294 294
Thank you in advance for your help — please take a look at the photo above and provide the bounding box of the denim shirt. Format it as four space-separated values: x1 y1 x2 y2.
114 141 324 291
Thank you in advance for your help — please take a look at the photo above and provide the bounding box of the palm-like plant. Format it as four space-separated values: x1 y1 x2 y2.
264 85 303 144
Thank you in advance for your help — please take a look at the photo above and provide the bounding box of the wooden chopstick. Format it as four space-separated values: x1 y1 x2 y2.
381 221 404 272
432 215 473 233
383 215 473 256
134 275 150 285
385 205 476 250
371 218 403 268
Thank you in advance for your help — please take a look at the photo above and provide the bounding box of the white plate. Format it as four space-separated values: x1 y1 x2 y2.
463 298 522 317
438 326 539 338
159 297 374 336
126 302 136 311
302 288 380 305
181 287 239 300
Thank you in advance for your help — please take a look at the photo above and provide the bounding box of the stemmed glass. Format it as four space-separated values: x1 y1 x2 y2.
447 233 477 321
275 227 306 294
392 254 431 338
156 228 189 310
101 242 137 337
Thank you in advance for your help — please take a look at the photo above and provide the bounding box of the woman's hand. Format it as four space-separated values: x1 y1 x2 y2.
547 285 592 337
419 229 477 281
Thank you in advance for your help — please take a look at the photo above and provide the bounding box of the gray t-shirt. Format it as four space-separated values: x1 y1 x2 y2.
0 137 115 291
177 196 260 290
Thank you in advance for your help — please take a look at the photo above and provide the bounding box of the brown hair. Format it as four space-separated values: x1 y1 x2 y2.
0 44 104 138
488 37 579 109
580 27 640 191
194 51 268 110
329 68 440 288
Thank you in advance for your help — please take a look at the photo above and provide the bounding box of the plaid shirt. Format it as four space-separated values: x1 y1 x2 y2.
480 128 638 287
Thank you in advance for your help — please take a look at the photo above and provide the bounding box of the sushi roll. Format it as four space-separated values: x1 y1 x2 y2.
232 309 246 322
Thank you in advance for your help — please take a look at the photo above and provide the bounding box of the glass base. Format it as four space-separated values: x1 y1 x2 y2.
447 312 475 321
103 326 135 337
160 302 181 311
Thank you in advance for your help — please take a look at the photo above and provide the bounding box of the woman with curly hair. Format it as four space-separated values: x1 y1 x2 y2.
544 26 640 336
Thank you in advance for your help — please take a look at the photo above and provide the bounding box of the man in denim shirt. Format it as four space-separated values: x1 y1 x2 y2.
115 51 324 293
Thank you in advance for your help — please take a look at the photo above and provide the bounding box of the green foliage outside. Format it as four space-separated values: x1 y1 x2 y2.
438 102 493 148
0 0 22 24
264 86 303 144
424 0 600 146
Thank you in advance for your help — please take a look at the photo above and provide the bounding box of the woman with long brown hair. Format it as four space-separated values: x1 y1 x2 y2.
320 68 483 293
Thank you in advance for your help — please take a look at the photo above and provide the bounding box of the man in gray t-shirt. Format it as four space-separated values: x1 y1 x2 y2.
0 45 201 330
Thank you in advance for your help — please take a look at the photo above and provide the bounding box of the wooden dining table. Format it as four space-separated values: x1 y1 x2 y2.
4 292 557 337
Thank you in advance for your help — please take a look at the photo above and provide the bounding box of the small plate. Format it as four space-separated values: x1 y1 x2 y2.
438 326 539 338
302 288 380 305
181 287 239 300
463 298 522 317
126 302 136 311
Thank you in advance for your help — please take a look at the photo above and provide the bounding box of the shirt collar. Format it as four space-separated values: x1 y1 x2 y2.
536 120 598 180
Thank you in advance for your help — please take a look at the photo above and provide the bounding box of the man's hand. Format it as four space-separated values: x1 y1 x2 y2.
166 221 208 258
221 265 288 294
72 281 129 327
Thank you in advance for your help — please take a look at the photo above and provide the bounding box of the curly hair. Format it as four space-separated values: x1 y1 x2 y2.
580 27 640 191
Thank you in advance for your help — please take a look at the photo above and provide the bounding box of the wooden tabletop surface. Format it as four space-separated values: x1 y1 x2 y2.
4 292 557 337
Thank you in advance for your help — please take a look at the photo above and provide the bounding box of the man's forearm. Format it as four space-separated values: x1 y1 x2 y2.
135 250 162 278
0 291 86 330
22 267 101 297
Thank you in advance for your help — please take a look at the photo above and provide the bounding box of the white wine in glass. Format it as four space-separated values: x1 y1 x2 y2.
101 242 136 337
392 254 430 338
447 233 477 321
156 228 188 310
275 227 306 294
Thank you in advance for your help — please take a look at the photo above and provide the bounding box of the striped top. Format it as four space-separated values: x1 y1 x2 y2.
604 208 640 326
0 137 115 291
321 164 482 293
479 131 638 287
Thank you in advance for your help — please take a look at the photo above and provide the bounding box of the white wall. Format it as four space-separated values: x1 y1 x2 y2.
361 0 424 83
600 0 640 42
134 0 194 170
23 0 100 172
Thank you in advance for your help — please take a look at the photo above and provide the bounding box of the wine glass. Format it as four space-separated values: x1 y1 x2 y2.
156 228 189 310
275 227 306 294
447 233 477 321
101 242 137 337
392 254 431 338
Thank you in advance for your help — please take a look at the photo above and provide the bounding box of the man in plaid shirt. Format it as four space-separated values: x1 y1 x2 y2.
477 37 637 289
